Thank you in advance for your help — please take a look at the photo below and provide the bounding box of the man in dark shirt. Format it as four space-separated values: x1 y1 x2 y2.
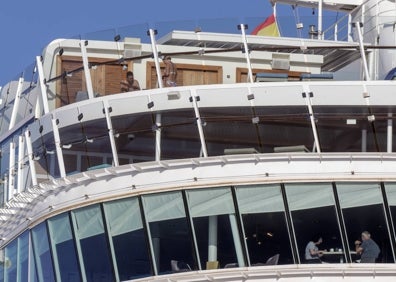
355 231 380 263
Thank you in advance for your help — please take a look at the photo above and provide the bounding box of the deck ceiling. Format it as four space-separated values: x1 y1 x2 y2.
158 31 366 72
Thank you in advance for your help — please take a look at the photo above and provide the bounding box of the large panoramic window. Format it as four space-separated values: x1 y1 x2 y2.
285 183 345 264
336 182 394 263
236 184 293 265
186 187 245 269
384 182 396 241
31 222 55 281
47 213 81 282
142 191 196 274
18 231 29 282
103 197 152 280
71 204 114 282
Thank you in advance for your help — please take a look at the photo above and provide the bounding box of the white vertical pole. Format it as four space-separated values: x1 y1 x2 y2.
8 141 15 200
191 89 208 157
148 29 163 161
229 214 245 266
148 29 164 89
9 77 24 130
103 100 119 166
36 56 50 114
239 24 254 83
362 129 367 152
51 117 66 178
25 130 38 187
318 0 323 39
17 135 24 194
155 113 161 161
208 215 218 262
387 113 393 153
354 22 371 81
80 40 95 99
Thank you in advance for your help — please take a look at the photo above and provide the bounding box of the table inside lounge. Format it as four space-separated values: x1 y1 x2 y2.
322 251 357 263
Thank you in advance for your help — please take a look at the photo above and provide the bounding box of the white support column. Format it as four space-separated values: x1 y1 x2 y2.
155 113 162 161
148 29 164 89
229 214 245 267
239 24 254 83
51 117 66 178
387 113 393 153
9 76 24 130
8 141 16 201
302 85 321 153
208 215 218 262
80 40 95 99
353 22 371 81
25 130 38 187
17 135 25 194
362 128 367 152
103 100 119 166
191 89 208 157
148 29 163 161
35 56 50 115
318 0 323 39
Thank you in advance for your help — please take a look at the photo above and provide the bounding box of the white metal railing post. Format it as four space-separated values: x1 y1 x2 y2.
148 29 164 89
9 76 24 130
25 130 38 187
36 56 50 114
191 89 208 157
318 0 323 39
302 85 321 153
387 113 393 153
80 40 95 99
17 135 25 194
353 22 371 81
239 24 254 83
51 117 66 178
103 100 119 166
8 141 15 201
148 29 163 161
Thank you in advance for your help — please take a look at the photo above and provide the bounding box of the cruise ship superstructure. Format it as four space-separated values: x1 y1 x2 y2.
1 0 396 281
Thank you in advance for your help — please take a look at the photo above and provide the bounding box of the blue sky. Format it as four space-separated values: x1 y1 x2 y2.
0 0 331 86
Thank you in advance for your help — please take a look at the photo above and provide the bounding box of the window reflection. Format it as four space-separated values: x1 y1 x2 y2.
186 187 244 269
285 183 345 264
236 184 293 265
71 205 114 282
48 213 81 282
337 183 394 263
142 192 196 274
31 222 55 281
4 239 17 281
18 232 29 282
103 198 152 280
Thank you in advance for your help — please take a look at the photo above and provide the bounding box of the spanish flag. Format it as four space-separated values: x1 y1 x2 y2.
251 14 280 37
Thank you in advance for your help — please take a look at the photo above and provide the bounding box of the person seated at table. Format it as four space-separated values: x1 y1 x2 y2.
120 71 141 92
355 231 380 263
305 235 325 263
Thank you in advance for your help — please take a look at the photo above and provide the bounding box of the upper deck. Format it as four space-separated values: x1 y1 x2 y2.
0 5 395 207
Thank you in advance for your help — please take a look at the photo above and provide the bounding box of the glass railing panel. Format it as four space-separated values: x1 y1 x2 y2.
110 111 156 164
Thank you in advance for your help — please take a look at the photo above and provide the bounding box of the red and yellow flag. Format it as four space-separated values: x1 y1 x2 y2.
251 14 280 37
